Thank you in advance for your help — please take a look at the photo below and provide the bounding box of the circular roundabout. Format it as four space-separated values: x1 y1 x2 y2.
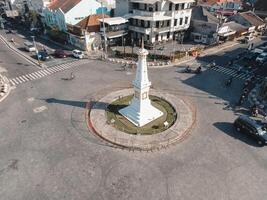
87 88 196 151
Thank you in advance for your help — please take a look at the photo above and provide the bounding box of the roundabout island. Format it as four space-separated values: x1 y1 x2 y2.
87 40 196 151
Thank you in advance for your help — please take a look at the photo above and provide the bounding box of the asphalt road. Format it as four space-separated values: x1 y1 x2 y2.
0 56 266 200
0 36 38 78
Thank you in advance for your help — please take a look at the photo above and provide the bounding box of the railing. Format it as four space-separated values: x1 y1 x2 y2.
128 25 151 34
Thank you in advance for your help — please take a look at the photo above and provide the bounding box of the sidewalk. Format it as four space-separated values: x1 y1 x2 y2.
105 40 240 68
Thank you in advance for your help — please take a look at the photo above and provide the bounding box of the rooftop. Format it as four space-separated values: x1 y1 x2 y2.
239 11 265 27
49 0 81 13
76 14 109 29
192 6 220 23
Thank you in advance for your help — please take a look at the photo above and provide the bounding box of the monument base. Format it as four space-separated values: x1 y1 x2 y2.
119 103 163 127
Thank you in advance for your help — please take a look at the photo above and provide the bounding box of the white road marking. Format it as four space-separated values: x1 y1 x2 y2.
33 105 47 113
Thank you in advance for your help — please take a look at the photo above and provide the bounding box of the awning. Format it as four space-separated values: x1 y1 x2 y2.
130 0 159 4
218 30 236 37
131 15 172 21
169 0 195 3
99 17 128 26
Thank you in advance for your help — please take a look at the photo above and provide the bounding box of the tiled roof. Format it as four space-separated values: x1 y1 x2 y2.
240 11 265 27
76 14 109 28
199 0 242 6
49 0 81 13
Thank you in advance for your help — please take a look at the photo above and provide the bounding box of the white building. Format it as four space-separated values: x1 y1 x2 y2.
43 0 111 32
116 0 194 45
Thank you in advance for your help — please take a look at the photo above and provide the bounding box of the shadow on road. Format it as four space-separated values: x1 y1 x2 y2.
213 121 260 147
43 98 87 108
42 98 109 110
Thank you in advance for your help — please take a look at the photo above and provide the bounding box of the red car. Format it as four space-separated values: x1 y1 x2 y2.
54 49 67 58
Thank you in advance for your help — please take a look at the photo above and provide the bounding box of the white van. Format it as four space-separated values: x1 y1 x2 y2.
24 41 36 52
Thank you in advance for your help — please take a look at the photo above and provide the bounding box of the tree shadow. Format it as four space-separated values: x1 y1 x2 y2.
213 121 260 147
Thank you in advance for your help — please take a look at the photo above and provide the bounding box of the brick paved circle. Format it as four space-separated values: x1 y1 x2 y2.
87 88 196 151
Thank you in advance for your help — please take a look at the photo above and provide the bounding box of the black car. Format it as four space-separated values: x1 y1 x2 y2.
37 51 50 61
234 115 267 146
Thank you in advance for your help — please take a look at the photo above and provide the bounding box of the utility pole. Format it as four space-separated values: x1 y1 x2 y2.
101 2 107 59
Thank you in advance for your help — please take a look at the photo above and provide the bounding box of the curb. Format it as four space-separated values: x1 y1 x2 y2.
0 34 45 68
0 74 11 103
86 90 197 152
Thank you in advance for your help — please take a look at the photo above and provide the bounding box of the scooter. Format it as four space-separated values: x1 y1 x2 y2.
183 66 192 73
251 107 259 117
195 67 202 74
225 77 233 87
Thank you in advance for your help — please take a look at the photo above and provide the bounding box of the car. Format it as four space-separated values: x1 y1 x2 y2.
234 115 267 146
72 49 84 59
37 51 50 61
54 49 67 58
24 41 36 52
256 53 267 64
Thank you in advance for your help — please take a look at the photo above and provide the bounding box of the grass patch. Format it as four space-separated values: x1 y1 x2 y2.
106 95 176 135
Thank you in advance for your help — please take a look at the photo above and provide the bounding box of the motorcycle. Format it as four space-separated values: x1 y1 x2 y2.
183 66 192 73
225 77 233 87
251 107 259 117
195 67 202 74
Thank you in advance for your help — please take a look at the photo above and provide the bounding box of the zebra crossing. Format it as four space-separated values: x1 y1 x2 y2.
9 59 89 86
209 66 254 80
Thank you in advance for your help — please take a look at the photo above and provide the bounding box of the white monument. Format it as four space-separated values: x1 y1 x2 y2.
119 41 163 127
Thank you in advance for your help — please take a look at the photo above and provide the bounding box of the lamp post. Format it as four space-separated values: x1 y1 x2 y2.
31 35 41 66
131 38 134 59
101 2 107 59
123 37 126 58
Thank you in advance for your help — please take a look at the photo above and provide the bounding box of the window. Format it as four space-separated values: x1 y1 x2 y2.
175 4 179 10
156 21 159 28
167 20 170 26
147 21 150 28
144 4 147 10
155 3 158 11
167 32 170 39
179 18 183 25
181 3 185 9
185 17 189 24
169 3 172 11
147 35 149 41
174 19 177 26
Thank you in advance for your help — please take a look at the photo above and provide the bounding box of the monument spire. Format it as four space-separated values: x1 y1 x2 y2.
119 39 163 127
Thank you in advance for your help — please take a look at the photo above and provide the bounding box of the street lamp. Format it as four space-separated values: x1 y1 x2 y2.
31 35 41 66
131 38 134 59
123 37 126 58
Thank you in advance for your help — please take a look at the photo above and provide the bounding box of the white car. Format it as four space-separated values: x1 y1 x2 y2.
72 50 84 59
256 53 267 64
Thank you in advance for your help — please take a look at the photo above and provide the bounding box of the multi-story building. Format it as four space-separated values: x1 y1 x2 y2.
116 0 194 45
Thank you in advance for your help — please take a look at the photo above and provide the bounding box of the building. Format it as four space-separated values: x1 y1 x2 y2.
43 0 110 32
230 11 266 33
190 6 220 44
99 17 128 45
117 0 195 45
198 0 242 14
67 14 109 50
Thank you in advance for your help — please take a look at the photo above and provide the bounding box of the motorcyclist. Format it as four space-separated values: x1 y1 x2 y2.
225 77 233 86
195 66 202 74
185 65 191 72
251 105 259 117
